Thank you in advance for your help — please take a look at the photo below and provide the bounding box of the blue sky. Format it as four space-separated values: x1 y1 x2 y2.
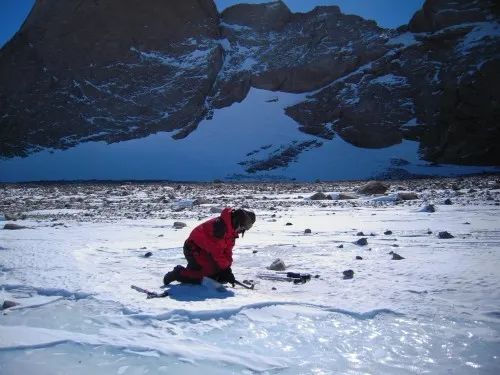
0 0 424 48
0 0 35 47
215 0 425 28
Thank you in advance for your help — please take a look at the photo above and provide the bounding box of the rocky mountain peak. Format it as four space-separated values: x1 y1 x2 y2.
0 0 498 171
221 1 291 31
409 0 498 32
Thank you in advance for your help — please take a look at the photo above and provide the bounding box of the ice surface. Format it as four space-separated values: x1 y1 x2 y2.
0 180 499 373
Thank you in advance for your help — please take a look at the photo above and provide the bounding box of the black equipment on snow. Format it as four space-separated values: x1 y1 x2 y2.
234 279 255 290
257 272 312 284
131 285 169 299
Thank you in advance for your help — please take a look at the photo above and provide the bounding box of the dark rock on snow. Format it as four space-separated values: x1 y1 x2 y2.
4 223 27 230
392 253 405 260
2 300 19 310
309 192 331 201
397 192 419 200
421 204 436 213
438 231 455 239
355 238 368 246
268 258 286 271
343 270 354 279
357 181 390 195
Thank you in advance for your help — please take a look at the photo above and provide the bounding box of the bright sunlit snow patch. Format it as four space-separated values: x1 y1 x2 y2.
1 188 500 373
455 21 500 55
386 32 419 47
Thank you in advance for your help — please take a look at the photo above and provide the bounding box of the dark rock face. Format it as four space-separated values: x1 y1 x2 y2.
286 0 500 163
0 0 221 156
1 0 498 168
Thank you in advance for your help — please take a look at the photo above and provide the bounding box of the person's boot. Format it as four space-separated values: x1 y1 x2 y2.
163 265 183 285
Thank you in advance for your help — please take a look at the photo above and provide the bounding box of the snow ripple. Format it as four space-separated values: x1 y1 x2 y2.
127 301 403 322
0 325 288 373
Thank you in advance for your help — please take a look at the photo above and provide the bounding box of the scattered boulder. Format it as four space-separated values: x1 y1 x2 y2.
173 221 187 229
358 181 390 195
309 192 331 200
4 213 26 221
420 204 436 213
392 253 405 260
144 252 153 258
384 230 393 235
355 256 363 260
2 300 19 310
3 223 27 230
355 237 368 246
337 244 344 248
342 270 354 279
397 192 419 200
356 231 365 236
193 197 210 205
252 250 258 254
286 222 293 226
338 193 356 200
438 231 454 239
267 258 286 271
444 198 453 205
304 228 312 234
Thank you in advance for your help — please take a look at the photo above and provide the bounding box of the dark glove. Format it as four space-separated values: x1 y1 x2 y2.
214 268 236 286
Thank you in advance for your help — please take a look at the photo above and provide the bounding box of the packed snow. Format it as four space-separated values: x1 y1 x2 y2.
1 177 499 374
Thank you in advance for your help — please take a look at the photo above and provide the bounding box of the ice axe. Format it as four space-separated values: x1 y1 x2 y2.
234 279 254 290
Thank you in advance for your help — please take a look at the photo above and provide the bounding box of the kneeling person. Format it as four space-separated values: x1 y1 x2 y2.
163 207 255 286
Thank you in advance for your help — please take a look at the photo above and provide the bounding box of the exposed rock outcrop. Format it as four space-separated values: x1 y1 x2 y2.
0 0 221 156
1 0 498 168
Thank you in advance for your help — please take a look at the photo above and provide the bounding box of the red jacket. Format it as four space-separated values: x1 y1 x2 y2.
187 207 237 270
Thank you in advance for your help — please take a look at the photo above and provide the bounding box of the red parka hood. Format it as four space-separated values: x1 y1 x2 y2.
220 207 238 238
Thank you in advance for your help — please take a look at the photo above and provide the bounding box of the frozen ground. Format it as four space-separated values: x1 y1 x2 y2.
1 176 499 374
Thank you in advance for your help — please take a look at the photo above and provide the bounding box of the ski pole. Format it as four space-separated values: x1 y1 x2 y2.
234 280 254 290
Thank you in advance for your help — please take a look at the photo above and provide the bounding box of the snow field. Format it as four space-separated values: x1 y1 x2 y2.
1 182 499 373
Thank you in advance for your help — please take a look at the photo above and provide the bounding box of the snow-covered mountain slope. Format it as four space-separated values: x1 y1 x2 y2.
1 177 499 373
0 0 499 181
1 88 497 182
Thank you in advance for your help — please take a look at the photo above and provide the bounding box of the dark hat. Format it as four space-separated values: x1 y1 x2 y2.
232 209 256 235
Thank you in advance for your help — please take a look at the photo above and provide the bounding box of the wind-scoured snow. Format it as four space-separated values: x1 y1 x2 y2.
0 179 499 373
